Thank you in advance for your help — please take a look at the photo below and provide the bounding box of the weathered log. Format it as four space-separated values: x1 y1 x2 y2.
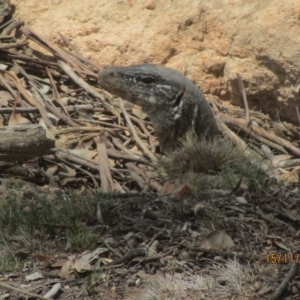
0 124 55 161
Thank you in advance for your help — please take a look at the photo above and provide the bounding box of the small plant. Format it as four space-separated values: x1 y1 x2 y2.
155 131 267 193
139 259 275 300
67 227 98 251
85 272 105 296
0 182 120 270
156 132 244 176
0 248 20 273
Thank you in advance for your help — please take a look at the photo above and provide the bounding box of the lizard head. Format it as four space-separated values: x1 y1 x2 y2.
98 64 187 120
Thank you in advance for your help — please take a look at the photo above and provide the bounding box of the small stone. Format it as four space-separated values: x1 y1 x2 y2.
145 0 155 10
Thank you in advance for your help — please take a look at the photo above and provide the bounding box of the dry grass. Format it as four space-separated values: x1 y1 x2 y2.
139 259 275 300
156 131 244 176
155 131 267 193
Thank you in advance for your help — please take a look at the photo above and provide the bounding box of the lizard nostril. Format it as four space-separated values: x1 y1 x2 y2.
108 71 116 77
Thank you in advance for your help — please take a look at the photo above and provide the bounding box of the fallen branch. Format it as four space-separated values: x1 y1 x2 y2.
268 263 299 300
0 281 48 300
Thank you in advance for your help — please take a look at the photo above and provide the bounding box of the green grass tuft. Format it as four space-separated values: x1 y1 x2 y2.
155 131 267 194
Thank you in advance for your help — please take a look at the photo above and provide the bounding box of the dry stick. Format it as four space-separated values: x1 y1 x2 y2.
217 118 280 177
129 170 147 190
0 104 95 114
46 67 69 116
0 39 28 50
15 66 84 127
119 98 156 162
10 53 60 74
9 68 76 128
32 89 56 130
261 145 275 162
277 158 300 168
216 118 262 163
57 60 117 115
44 102 80 127
256 209 296 233
226 119 288 154
0 72 19 103
296 106 300 139
0 281 48 300
107 146 150 164
0 18 14 30
104 241 122 257
296 106 300 127
268 263 299 300
58 32 99 70
23 28 95 83
2 20 24 35
126 162 162 192
56 148 99 171
209 95 270 120
94 133 114 192
0 72 24 124
111 137 147 162
56 132 149 164
22 28 81 71
77 119 128 131
129 114 157 152
236 73 250 124
54 154 100 188
225 118 300 156
5 70 35 106
55 149 128 188
57 60 101 99
262 204 298 222
129 115 152 137
12 65 55 130
105 248 147 267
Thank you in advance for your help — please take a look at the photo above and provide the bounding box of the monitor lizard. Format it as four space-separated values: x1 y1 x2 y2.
98 64 220 152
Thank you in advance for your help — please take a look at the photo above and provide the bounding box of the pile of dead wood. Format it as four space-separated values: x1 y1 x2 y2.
0 13 299 193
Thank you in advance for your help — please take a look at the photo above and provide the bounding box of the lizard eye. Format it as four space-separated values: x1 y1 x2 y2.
141 76 155 84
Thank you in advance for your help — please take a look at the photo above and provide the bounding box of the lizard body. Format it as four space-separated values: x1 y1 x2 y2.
98 64 220 152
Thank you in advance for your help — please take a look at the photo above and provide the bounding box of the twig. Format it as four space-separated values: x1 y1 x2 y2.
0 39 27 50
119 98 156 161
53 153 100 188
215 117 262 163
126 162 162 192
12 65 55 130
224 117 300 156
105 248 147 266
129 170 147 190
44 101 80 127
0 104 95 114
0 281 48 300
104 241 122 258
296 106 300 139
46 67 68 115
277 158 300 168
268 263 299 300
58 32 99 70
111 137 146 161
58 60 117 116
94 133 114 192
2 20 24 35
236 73 250 124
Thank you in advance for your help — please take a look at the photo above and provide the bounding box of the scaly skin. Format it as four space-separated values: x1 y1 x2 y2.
98 64 220 152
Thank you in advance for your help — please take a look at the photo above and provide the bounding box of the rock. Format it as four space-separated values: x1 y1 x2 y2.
12 0 300 124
